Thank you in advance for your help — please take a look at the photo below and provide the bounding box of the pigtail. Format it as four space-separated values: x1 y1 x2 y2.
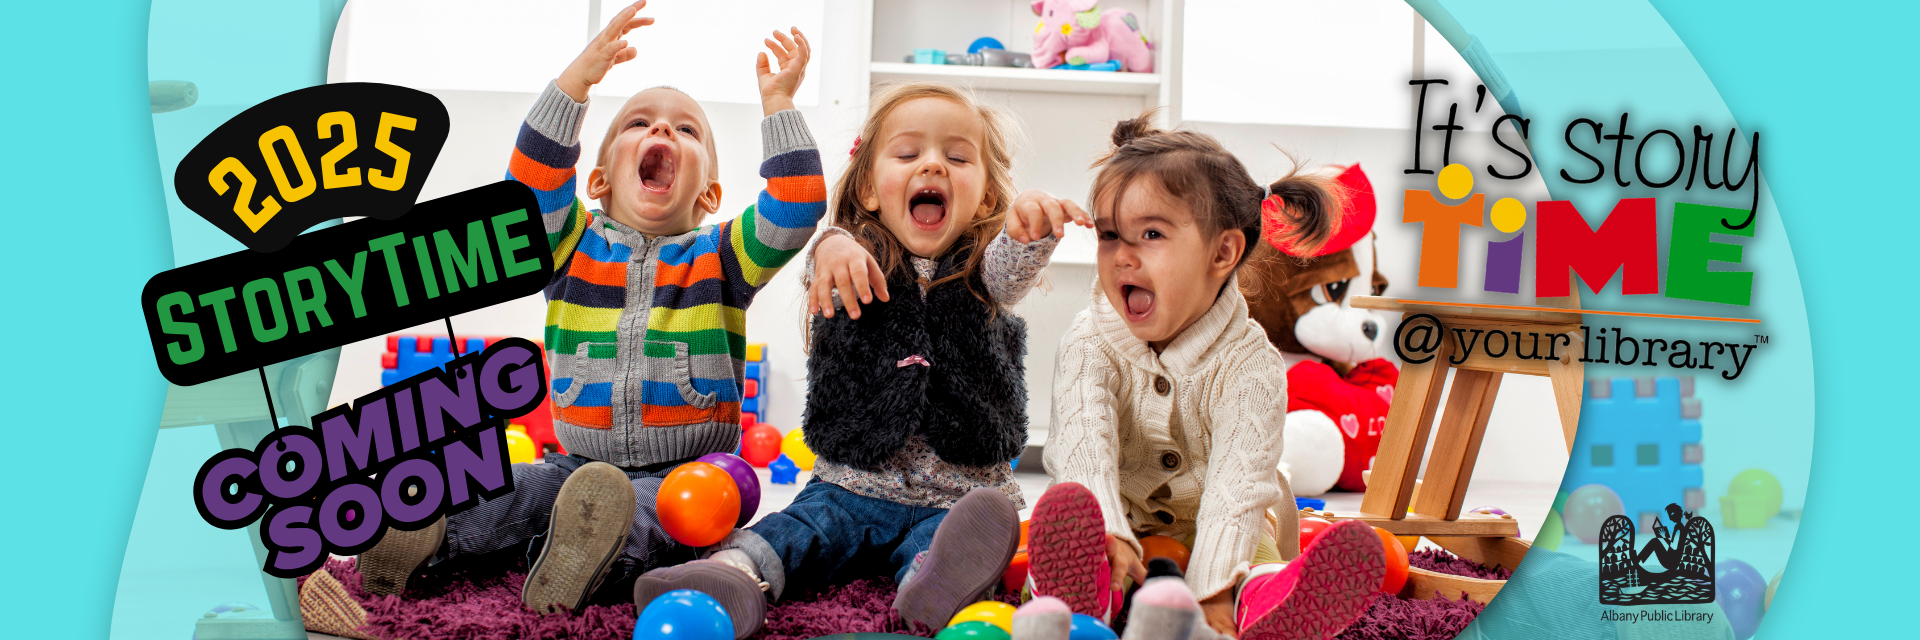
1262 170 1342 257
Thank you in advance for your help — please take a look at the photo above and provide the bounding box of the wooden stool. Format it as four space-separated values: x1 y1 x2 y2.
1314 294 1584 603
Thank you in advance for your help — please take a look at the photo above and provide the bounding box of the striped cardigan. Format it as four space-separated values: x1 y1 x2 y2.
508 82 825 468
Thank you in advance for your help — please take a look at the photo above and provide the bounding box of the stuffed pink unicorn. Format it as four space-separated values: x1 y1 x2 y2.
1030 0 1154 72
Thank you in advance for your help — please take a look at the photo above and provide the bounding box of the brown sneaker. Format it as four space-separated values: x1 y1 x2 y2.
634 559 768 639
358 515 444 596
893 488 1022 631
522 461 636 614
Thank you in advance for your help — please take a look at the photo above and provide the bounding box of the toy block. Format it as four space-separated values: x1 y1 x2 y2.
742 412 757 428
744 379 759 398
1562 376 1703 532
746 343 765 362
746 362 763 382
743 395 760 415
386 335 400 353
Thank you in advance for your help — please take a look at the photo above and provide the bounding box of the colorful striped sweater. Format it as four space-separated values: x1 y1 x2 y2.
508 82 825 468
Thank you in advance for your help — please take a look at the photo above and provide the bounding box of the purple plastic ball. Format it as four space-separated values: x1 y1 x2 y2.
697 452 761 527
1715 559 1766 639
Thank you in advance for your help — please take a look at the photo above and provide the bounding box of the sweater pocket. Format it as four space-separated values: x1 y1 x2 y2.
551 341 617 428
641 339 718 425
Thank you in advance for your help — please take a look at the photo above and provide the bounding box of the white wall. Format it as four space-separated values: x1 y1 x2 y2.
327 0 1572 491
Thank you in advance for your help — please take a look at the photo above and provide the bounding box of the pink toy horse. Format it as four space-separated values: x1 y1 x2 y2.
1030 0 1154 72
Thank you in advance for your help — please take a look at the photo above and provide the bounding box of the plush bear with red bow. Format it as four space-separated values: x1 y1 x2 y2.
1244 164 1398 495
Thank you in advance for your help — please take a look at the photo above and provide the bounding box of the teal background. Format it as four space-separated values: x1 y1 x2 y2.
0 0 1904 637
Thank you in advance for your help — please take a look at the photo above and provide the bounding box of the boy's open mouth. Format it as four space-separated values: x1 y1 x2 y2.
639 145 675 194
1121 284 1155 322
908 189 947 229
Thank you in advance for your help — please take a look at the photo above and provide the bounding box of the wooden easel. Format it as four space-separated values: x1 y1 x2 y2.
1318 293 1585 602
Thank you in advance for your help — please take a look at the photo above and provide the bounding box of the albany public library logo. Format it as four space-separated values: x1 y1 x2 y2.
1599 503 1716 605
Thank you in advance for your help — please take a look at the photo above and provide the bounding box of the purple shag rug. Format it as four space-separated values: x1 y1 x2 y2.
301 558 988 640
1408 548 1513 581
300 549 1499 640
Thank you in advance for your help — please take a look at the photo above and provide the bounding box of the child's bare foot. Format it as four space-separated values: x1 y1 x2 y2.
358 515 443 596
522 462 635 614
1236 520 1382 640
894 488 1021 631
635 559 767 639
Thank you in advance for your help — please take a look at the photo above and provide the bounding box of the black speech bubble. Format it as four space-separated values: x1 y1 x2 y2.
142 181 552 386
175 83 450 253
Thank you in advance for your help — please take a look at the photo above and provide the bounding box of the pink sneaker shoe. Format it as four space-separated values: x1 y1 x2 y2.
1025 483 1114 620
1235 520 1383 640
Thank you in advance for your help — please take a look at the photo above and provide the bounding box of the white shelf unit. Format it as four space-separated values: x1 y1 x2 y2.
869 62 1161 96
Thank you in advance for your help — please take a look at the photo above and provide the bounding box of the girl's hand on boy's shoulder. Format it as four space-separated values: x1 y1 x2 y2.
810 234 888 320
757 28 811 116
558 0 654 102
1009 189 1093 244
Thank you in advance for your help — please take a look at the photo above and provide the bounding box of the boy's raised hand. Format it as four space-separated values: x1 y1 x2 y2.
757 28 811 116
809 234 889 320
558 0 655 102
1009 189 1094 244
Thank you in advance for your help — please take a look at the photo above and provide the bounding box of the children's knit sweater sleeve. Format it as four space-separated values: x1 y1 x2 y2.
708 110 826 306
509 81 594 268
1044 314 1142 556
1186 359 1291 599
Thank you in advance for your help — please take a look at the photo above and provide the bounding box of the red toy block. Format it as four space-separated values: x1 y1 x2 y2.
386 335 400 353
744 379 759 398
381 352 397 369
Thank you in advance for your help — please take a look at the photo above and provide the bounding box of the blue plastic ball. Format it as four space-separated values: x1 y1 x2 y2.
1715 560 1767 640
634 589 733 640
968 37 1005 54
1068 613 1117 640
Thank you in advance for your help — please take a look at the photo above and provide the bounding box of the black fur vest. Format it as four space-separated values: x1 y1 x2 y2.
801 250 1028 471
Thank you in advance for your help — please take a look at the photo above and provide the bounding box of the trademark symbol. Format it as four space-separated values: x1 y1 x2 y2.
1753 335 1769 344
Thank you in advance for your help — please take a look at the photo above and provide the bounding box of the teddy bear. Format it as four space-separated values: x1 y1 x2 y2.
1029 0 1154 72
1243 164 1398 496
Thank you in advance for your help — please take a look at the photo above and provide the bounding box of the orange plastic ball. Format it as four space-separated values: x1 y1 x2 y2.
1299 517 1334 553
1003 551 1030 596
1018 519 1031 553
1138 535 1191 573
1373 527 1409 595
657 462 741 547
1396 535 1422 553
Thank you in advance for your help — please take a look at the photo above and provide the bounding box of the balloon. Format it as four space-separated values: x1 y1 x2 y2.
1373 527 1409 595
697 452 761 528
937 620 1011 640
506 425 537 464
657 462 741 547
781 428 817 470
1536 511 1565 550
741 424 782 467
634 589 733 640
1563 484 1625 544
1715 559 1767 640
948 601 1017 634
1298 517 1333 553
1138 535 1191 573
1068 613 1118 639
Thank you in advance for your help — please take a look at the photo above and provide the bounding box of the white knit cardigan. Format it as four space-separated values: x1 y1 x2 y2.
1044 277 1301 599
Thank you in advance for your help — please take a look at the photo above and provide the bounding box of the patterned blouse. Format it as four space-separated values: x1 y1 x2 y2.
804 228 1057 509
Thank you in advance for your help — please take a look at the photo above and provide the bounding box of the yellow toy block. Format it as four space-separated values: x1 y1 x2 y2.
746 343 765 362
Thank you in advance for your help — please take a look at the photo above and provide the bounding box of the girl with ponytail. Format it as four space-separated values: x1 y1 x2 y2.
1022 113 1384 640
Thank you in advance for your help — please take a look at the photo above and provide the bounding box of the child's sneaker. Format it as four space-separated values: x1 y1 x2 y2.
522 461 635 614
358 515 444 596
894 487 1022 631
1025 482 1113 620
635 559 768 639
1235 520 1383 640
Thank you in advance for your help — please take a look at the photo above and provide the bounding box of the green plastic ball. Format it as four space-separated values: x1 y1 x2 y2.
937 620 1012 640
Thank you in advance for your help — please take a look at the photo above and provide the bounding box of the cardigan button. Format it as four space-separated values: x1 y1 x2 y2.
1160 450 1181 470
1154 376 1171 395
